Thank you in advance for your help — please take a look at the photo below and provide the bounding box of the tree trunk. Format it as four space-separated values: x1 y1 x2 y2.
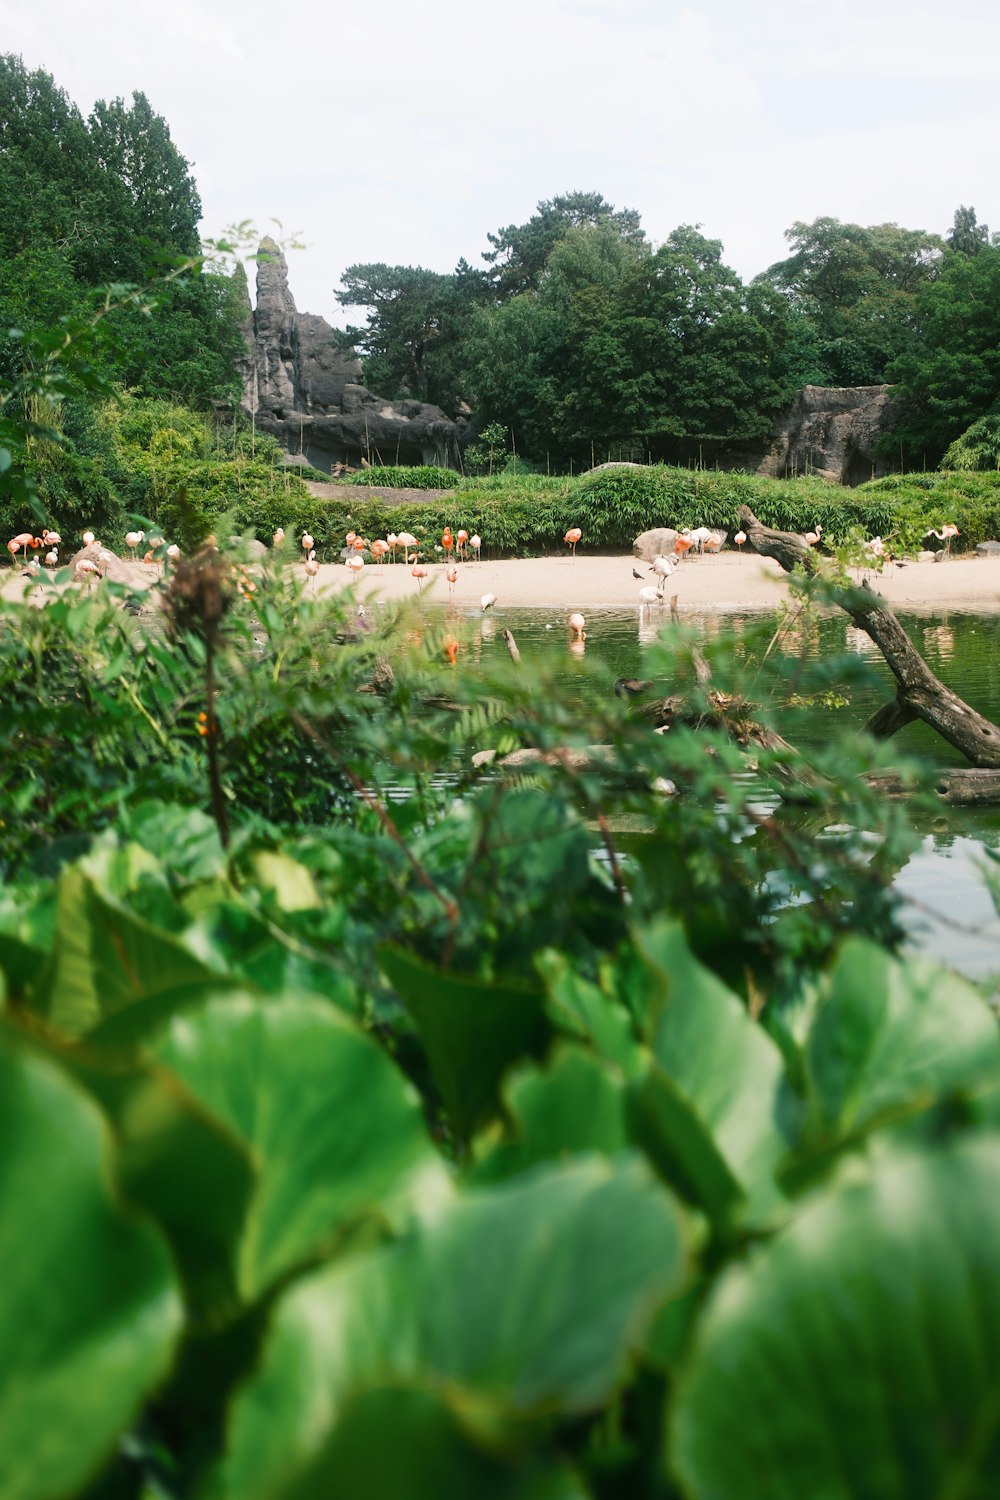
737 506 1000 768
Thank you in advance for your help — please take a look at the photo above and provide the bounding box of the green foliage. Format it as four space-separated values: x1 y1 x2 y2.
757 215 944 386
886 240 1000 465
348 464 461 489
0 529 997 1495
941 413 1000 471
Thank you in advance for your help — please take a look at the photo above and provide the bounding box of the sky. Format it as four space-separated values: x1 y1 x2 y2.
4 0 999 324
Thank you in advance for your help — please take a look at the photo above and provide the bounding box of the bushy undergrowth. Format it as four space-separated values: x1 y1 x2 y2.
348 464 462 489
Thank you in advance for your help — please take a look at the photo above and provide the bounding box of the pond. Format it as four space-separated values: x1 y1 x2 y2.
450 601 1000 984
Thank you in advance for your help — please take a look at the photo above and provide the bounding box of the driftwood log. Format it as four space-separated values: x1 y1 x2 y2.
738 505 1000 800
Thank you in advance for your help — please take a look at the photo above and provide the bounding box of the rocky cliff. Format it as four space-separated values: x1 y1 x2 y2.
757 384 899 486
240 239 461 473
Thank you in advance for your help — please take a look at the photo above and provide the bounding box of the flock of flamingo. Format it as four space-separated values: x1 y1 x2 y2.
5 515 962 638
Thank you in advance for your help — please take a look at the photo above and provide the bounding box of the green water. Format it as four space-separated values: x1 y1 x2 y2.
454 602 1000 982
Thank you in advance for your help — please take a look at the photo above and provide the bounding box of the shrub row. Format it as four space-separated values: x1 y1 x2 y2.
347 465 462 490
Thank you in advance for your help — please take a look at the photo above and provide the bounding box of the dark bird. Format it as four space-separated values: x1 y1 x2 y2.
632 568 645 581
615 677 653 699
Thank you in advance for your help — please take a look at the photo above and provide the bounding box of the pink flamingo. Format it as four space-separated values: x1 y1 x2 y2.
564 526 582 560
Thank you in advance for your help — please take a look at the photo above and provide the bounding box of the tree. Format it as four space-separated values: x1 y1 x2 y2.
886 242 1000 465
87 91 202 278
334 262 481 411
757 216 944 386
464 223 791 466
482 190 648 301
947 204 990 257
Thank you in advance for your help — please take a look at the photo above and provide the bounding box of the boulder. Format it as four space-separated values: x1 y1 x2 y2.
633 528 678 561
242 239 461 474
757 385 899 486
69 543 134 585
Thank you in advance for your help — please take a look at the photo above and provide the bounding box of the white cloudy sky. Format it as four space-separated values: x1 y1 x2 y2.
4 0 998 322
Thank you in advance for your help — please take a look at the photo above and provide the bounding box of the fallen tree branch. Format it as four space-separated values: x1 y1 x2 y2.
738 505 1000 768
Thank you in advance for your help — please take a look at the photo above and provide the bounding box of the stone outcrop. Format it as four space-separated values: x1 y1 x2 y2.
240 239 461 473
633 528 679 562
757 385 899 487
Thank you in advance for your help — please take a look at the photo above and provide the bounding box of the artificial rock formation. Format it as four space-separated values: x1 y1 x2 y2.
240 239 461 473
757 385 898 487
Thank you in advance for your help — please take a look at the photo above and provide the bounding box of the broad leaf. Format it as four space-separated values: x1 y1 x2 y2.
805 938 1000 1141
630 921 793 1224
379 947 551 1140
35 867 222 1038
218 1155 688 1499
472 1044 628 1182
672 1136 1000 1499
539 950 644 1076
154 995 442 1298
275 1387 587 1500
0 1032 182 1500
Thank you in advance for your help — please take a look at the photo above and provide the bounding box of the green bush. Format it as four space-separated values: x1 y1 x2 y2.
348 465 462 490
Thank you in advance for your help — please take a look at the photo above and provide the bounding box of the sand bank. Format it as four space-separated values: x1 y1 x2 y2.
317 551 1000 615
5 550 1000 614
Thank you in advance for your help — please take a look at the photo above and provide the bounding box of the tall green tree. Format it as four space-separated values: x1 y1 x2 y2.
757 216 943 386
482 190 648 301
87 92 202 277
464 224 791 466
886 237 1000 465
334 261 484 411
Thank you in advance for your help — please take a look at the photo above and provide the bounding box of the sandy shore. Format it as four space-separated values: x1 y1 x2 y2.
5 550 1000 614
317 551 1000 615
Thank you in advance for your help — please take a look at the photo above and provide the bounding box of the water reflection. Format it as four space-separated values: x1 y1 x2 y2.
404 602 1000 980
922 623 956 659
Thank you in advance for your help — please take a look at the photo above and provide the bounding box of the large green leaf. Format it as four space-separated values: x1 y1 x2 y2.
218 1155 688 1500
379 947 551 1140
34 866 223 1038
672 1136 1000 1499
153 995 443 1299
472 1044 628 1183
538 950 644 1077
276 1388 587 1500
805 938 1000 1141
0 1032 182 1500
629 921 794 1224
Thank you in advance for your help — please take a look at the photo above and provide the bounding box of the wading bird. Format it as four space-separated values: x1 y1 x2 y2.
272 527 285 547
925 523 960 554
638 584 662 616
125 529 145 558
564 526 582 560
650 554 676 585
734 530 747 551
469 534 482 564
7 533 37 565
411 561 428 583
44 548 58 568
456 528 469 560
568 611 586 641
446 565 458 600
481 593 496 611
804 523 823 546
